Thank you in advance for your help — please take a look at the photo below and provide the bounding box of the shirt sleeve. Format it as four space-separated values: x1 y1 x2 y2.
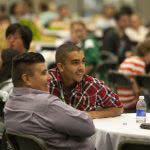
96 79 122 108
45 96 95 137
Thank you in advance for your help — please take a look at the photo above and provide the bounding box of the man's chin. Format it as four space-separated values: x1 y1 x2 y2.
76 77 83 82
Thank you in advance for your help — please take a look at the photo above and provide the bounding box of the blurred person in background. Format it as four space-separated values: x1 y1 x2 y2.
125 14 149 46
56 4 71 21
118 39 150 112
102 11 132 63
0 16 11 51
70 21 100 76
0 48 20 118
49 4 71 30
0 4 7 18
5 23 33 53
39 2 57 28
9 0 33 23
0 15 10 28
96 3 116 32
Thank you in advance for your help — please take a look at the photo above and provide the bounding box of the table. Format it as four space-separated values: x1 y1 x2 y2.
93 113 150 150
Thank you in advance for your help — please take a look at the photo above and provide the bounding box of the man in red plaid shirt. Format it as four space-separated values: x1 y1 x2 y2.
48 42 123 118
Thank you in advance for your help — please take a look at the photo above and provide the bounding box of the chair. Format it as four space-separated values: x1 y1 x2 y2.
118 139 150 150
99 50 118 63
96 62 118 83
134 75 150 111
134 74 150 89
107 70 132 92
5 132 48 150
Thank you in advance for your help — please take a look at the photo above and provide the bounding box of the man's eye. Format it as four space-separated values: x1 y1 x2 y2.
82 60 85 64
72 61 79 65
42 70 47 75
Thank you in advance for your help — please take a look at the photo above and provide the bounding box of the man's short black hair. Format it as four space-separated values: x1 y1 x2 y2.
12 52 45 87
5 23 33 50
56 42 82 63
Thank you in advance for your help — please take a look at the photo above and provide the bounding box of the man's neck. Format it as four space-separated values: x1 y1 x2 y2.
61 77 76 90
64 81 76 90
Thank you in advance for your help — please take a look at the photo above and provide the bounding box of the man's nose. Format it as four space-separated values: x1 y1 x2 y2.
79 62 85 70
47 74 52 81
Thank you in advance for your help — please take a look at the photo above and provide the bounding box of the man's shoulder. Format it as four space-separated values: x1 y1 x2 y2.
13 88 57 105
8 88 60 112
30 91 59 106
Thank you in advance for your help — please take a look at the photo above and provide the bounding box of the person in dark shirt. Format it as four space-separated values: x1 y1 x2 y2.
102 12 132 62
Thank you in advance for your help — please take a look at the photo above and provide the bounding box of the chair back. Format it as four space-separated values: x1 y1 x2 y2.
135 75 150 89
5 132 48 150
107 70 132 92
118 139 150 150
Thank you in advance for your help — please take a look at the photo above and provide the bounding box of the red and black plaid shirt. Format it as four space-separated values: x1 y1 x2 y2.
49 68 122 111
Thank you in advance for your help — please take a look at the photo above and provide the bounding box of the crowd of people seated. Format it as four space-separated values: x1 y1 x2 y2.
118 39 150 112
0 1 150 149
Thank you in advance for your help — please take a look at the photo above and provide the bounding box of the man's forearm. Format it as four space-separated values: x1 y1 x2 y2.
124 99 138 110
87 107 123 119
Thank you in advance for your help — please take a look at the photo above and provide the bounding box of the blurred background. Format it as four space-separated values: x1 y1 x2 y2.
0 0 150 24
1 0 150 77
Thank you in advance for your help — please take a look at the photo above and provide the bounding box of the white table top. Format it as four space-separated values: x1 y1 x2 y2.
93 113 150 150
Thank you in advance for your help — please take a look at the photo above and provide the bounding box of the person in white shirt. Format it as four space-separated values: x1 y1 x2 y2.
125 14 149 43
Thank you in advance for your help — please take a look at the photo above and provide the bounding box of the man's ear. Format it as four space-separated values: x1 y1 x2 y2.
57 63 64 73
21 74 31 86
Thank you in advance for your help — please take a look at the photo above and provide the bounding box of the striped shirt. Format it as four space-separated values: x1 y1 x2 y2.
48 67 122 111
118 56 145 106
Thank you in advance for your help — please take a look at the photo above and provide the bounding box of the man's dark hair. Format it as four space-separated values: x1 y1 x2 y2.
135 39 150 57
56 42 82 63
5 23 33 50
120 5 134 16
12 52 45 86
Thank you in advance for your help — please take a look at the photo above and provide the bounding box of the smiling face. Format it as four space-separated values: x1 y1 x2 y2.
58 50 85 87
